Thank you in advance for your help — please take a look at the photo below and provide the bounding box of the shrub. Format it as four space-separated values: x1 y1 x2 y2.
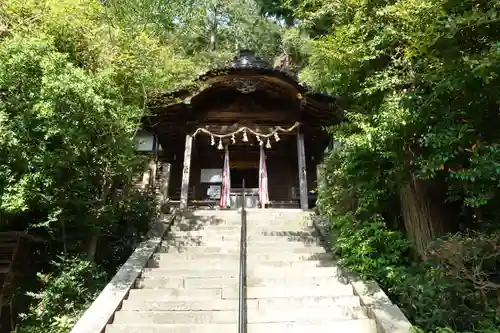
322 210 500 332
16 256 107 333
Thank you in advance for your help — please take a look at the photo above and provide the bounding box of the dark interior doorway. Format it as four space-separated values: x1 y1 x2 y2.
231 168 258 188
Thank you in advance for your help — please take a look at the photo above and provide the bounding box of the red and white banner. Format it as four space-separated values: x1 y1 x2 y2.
259 145 269 208
220 145 231 208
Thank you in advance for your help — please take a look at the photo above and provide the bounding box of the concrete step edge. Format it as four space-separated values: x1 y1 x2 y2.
112 307 369 323
120 295 362 310
106 319 376 332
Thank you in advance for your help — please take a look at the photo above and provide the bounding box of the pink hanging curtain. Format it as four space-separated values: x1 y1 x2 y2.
259 145 270 208
220 146 231 208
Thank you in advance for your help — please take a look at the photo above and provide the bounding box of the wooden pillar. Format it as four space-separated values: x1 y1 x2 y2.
160 162 171 205
180 134 193 209
151 134 159 190
296 131 308 210
140 159 155 190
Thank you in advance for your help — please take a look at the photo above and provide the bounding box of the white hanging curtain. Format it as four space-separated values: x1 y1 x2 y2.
220 146 231 208
259 145 270 208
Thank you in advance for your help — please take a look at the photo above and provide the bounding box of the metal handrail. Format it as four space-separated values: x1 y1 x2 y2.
238 179 247 333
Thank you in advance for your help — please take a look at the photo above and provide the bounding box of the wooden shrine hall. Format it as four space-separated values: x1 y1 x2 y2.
139 50 341 210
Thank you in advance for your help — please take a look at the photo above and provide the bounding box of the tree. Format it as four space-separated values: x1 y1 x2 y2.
302 0 500 256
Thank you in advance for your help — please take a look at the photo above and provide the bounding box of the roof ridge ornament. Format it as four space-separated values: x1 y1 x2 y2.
231 49 270 69
228 78 257 94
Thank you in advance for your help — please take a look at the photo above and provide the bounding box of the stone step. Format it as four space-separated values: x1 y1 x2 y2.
224 285 354 299
136 277 184 289
254 295 361 308
250 307 367 322
149 251 331 262
160 239 323 249
168 231 240 237
250 260 337 269
136 275 343 289
160 240 241 248
158 244 326 254
120 295 361 311
159 238 321 248
247 238 323 245
249 252 331 261
127 284 353 302
247 320 377 333
106 324 236 333
126 288 223 301
121 299 250 311
113 310 238 324
190 210 305 215
148 256 335 269
163 231 317 239
246 275 341 287
247 230 316 236
157 245 240 254
141 268 238 278
151 252 240 261
199 228 321 232
249 235 317 241
165 232 319 241
247 222 311 227
163 232 240 242
106 319 377 333
247 228 313 233
140 266 339 280
171 225 240 232
113 305 367 325
147 257 239 269
247 265 340 277
164 233 319 242
251 230 314 236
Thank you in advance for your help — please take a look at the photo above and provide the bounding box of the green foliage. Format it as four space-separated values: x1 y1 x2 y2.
0 0 192 330
0 0 295 331
96 190 156 273
306 0 500 332
17 257 106 333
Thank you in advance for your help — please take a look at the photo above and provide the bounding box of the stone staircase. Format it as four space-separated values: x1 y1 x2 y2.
105 209 377 333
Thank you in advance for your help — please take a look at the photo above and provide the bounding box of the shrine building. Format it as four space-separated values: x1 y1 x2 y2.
137 50 341 210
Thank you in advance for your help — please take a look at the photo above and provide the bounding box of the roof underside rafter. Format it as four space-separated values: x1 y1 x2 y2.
145 50 342 131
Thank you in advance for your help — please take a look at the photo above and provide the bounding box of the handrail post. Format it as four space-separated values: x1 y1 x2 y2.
238 179 247 333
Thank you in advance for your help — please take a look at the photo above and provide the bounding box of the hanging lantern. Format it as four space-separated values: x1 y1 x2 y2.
242 129 248 142
265 138 271 149
210 135 215 146
217 139 223 150
274 132 280 142
134 131 155 152
231 134 236 144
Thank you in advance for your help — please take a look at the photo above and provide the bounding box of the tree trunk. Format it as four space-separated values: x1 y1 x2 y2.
209 6 217 52
399 176 451 256
87 232 99 262
61 220 67 256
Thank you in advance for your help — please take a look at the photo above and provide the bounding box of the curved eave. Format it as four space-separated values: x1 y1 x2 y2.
148 66 336 110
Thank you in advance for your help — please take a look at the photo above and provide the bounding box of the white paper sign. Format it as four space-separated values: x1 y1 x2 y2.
200 168 223 183
207 185 221 199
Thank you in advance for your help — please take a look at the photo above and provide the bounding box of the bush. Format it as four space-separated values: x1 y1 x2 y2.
321 209 500 332
96 190 156 275
16 257 107 333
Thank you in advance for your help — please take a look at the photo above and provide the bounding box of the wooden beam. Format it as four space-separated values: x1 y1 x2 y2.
200 110 294 122
296 130 308 210
180 135 193 209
